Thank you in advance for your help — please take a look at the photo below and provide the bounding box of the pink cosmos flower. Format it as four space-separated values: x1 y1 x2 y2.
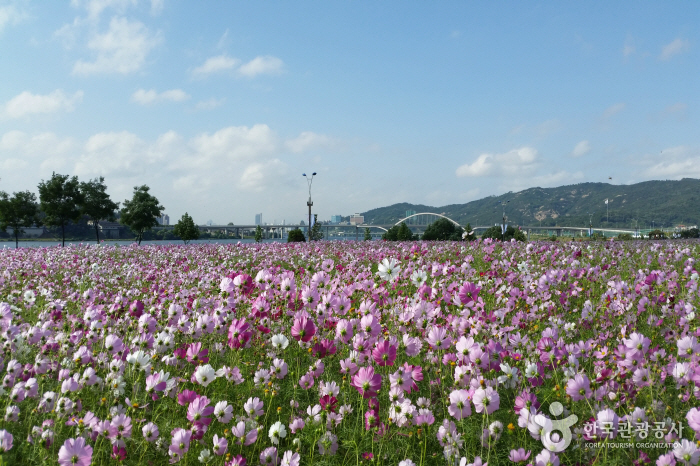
186 342 209 365
473 387 500 415
351 366 382 399
448 389 471 420
58 437 93 466
169 428 192 457
213 434 228 456
565 373 592 401
291 316 316 342
0 430 12 452
187 396 214 424
281 451 300 466
509 448 531 463
231 421 257 446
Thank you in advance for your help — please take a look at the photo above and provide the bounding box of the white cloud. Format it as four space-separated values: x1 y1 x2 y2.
192 54 240 76
622 35 635 58
71 0 138 21
642 146 700 179
72 17 161 75
3 90 83 119
238 56 284 77
602 102 626 119
456 147 539 177
188 125 279 164
239 159 287 191
195 98 224 110
660 38 690 60
0 4 23 33
150 0 164 15
285 132 335 153
131 88 189 104
571 140 591 158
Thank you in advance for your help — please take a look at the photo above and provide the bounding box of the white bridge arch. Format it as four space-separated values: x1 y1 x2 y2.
395 212 461 227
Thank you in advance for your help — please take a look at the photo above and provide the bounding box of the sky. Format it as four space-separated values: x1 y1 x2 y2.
0 1 698 225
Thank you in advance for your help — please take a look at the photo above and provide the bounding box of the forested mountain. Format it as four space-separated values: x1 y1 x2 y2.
361 178 700 229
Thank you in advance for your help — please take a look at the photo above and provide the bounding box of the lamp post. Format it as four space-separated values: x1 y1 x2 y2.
587 212 594 237
303 172 316 240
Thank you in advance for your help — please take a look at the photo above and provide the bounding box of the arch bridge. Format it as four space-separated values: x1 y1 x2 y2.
394 212 461 227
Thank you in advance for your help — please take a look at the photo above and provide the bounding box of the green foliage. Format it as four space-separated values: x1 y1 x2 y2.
422 218 464 241
679 228 700 239
38 172 83 247
119 185 164 245
383 222 416 241
287 228 306 242
309 215 324 241
481 225 527 242
617 233 633 240
382 225 399 240
0 191 41 248
254 225 263 243
590 231 605 241
363 228 372 241
79 177 119 244
173 212 200 244
647 229 667 240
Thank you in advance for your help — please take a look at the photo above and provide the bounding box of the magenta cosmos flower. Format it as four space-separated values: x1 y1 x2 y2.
372 340 397 366
351 366 382 399
58 437 93 466
228 319 252 349
290 316 316 343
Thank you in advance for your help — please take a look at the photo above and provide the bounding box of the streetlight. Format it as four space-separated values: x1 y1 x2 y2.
587 212 594 237
302 173 317 240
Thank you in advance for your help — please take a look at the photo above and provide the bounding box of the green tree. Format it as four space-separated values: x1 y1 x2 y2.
287 228 306 242
680 228 700 239
0 191 41 249
422 218 464 241
481 225 526 242
173 212 200 244
309 215 324 241
397 222 415 241
255 225 263 243
79 177 119 244
364 228 372 241
647 229 667 240
382 225 399 241
119 185 164 245
38 172 83 247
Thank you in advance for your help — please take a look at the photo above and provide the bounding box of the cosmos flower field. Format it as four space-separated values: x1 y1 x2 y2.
0 239 699 466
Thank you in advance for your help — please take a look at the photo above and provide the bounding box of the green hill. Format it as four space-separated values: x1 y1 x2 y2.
361 178 700 229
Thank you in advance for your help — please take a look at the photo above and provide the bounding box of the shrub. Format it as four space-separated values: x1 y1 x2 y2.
287 228 306 242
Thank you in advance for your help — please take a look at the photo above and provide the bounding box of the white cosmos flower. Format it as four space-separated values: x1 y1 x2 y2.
271 334 289 350
268 421 287 445
377 258 401 282
23 290 36 303
126 350 151 373
410 269 427 287
194 364 217 387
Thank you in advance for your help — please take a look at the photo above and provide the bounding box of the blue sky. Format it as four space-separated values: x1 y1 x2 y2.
1 1 698 225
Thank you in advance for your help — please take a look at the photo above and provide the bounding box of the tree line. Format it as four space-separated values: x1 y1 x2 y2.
0 173 195 248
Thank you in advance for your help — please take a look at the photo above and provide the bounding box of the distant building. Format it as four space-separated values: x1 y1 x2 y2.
330 215 342 224
350 213 364 225
255 213 262 225
157 214 170 226
405 210 417 225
